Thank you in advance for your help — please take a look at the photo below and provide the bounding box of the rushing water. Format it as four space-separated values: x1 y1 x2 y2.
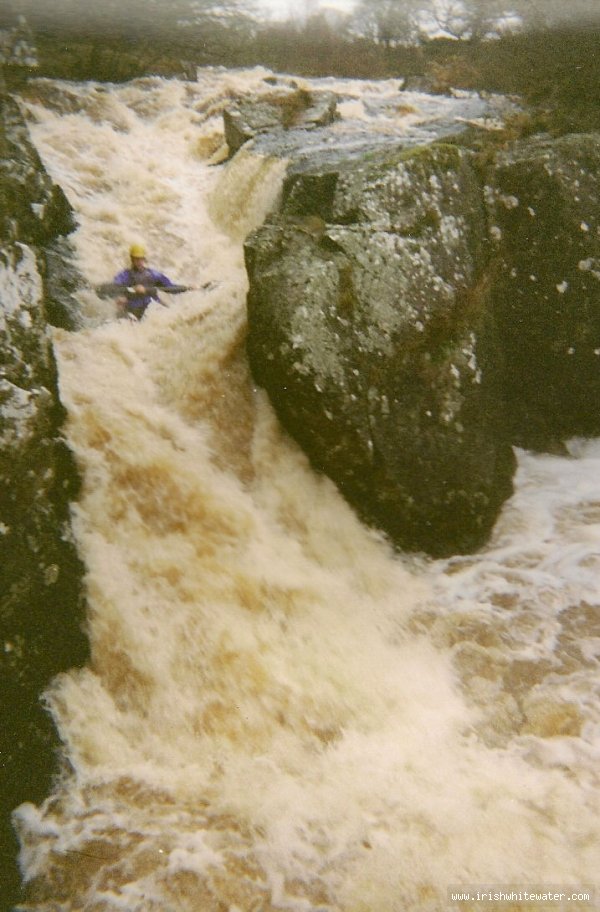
12 69 599 911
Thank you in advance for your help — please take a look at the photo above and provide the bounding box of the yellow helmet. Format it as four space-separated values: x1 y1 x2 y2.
129 243 146 258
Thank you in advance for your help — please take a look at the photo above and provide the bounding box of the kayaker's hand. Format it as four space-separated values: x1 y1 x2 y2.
134 284 146 294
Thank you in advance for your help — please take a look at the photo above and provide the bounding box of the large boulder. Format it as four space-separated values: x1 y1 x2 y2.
224 86 337 156
0 92 87 903
487 133 600 449
246 143 516 557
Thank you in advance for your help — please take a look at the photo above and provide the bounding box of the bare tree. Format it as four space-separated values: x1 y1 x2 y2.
511 0 600 29
430 0 600 41
426 0 521 40
350 0 432 45
425 0 471 39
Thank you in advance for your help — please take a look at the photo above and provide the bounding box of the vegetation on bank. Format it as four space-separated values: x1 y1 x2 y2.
1 1 599 135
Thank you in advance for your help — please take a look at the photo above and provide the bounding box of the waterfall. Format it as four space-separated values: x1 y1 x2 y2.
13 70 599 912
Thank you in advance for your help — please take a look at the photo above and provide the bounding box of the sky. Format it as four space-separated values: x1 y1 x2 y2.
258 0 356 20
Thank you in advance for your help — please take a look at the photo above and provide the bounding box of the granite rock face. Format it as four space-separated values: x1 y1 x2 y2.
245 128 600 556
224 86 338 156
0 91 87 903
246 144 515 557
487 133 600 449
0 94 73 245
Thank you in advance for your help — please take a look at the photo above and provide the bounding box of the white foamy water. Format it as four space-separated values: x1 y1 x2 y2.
12 70 599 911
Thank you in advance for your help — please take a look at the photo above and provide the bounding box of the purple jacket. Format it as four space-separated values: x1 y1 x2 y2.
112 266 175 309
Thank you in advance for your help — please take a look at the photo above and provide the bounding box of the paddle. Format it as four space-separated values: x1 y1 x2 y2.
95 282 205 299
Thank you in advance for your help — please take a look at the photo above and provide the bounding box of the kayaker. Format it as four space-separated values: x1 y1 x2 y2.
112 243 184 320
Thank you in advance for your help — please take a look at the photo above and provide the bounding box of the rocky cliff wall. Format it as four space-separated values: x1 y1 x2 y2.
0 91 88 906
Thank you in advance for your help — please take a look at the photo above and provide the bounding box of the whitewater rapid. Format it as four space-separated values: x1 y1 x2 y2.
13 69 599 911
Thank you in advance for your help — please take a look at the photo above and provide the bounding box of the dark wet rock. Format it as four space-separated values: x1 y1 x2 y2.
223 87 337 155
486 132 600 450
44 235 86 330
0 94 75 245
0 91 87 903
240 79 600 556
246 143 516 557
